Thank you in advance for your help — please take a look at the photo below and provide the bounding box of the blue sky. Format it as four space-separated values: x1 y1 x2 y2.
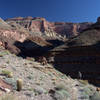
0 0 100 22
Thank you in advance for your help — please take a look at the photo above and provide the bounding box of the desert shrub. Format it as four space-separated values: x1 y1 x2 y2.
2 70 13 78
55 90 70 100
79 80 89 85
49 88 70 100
79 91 89 99
0 50 10 56
33 87 46 95
55 84 66 91
89 91 100 100
83 87 93 96
49 83 71 100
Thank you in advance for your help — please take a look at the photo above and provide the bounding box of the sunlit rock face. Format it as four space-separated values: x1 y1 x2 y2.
5 17 93 39
0 29 28 42
52 22 93 37
0 18 29 42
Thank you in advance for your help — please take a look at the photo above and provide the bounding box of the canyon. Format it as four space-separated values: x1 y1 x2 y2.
46 17 100 86
5 16 93 39
0 17 100 83
0 16 100 99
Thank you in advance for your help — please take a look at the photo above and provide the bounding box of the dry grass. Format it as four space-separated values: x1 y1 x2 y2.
0 94 19 100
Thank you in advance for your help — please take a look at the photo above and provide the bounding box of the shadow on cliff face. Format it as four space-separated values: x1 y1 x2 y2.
14 40 51 58
14 39 64 58
47 40 64 47
52 42 100 86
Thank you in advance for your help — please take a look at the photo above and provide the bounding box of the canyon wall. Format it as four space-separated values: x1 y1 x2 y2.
6 17 93 39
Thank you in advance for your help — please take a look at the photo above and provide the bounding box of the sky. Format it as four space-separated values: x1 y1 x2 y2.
0 0 100 22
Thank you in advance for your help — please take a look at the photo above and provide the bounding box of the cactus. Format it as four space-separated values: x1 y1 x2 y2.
17 79 23 91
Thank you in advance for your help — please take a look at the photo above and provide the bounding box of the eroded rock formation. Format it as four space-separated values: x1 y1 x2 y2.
6 17 93 39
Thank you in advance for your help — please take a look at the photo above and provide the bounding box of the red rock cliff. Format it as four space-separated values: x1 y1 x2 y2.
6 17 93 39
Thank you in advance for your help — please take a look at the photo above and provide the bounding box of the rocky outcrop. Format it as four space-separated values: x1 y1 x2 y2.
0 18 29 42
0 29 28 42
53 22 93 37
0 18 11 30
6 17 93 39
0 78 12 93
27 36 52 46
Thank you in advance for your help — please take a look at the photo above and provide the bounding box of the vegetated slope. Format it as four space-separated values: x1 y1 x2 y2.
0 47 99 100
